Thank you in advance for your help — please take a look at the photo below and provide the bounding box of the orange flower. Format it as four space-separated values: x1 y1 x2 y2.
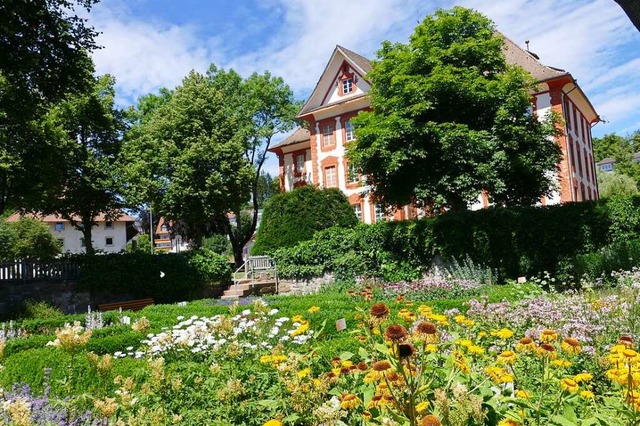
370 303 390 319
561 337 581 354
385 324 408 342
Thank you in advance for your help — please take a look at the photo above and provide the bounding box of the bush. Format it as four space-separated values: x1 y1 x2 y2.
251 185 358 254
0 217 62 260
272 196 640 282
202 234 232 256
573 238 640 282
76 251 231 303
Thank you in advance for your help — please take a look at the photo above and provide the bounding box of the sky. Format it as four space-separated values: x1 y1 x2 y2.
86 0 640 176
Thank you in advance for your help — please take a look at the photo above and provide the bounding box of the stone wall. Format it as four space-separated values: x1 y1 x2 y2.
0 280 90 318
278 274 334 295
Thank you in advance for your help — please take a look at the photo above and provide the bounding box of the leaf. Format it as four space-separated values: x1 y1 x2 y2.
257 400 279 410
339 351 354 360
550 415 577 426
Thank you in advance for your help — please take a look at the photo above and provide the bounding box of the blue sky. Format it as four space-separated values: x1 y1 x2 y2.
88 0 640 176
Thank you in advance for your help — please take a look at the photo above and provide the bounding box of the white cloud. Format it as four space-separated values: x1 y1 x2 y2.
86 0 640 137
89 2 222 104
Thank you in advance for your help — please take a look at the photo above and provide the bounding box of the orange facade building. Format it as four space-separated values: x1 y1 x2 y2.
269 37 599 224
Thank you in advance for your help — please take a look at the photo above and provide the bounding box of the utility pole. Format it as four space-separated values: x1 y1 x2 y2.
149 209 154 254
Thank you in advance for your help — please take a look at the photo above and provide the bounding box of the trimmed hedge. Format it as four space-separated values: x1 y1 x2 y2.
273 196 640 282
76 250 231 303
251 185 358 254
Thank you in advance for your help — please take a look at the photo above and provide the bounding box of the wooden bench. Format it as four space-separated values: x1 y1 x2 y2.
98 298 154 312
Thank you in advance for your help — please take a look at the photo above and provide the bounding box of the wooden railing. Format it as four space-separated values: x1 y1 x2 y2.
0 260 80 283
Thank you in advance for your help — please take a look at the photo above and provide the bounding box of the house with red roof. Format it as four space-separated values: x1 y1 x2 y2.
6 211 137 254
269 36 600 224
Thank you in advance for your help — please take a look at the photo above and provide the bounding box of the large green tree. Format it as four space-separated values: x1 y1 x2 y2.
593 131 640 184
121 71 254 255
0 0 99 214
348 7 561 212
40 74 125 254
122 67 297 265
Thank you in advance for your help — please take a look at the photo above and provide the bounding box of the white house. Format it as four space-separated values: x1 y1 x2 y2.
6 212 136 254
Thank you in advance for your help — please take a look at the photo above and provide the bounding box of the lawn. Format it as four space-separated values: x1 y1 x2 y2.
0 277 638 425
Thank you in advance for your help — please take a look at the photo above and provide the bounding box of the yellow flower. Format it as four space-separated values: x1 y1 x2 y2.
418 305 433 316
497 350 517 365
561 337 581 354
398 308 417 322
539 329 558 343
428 313 449 326
292 314 305 323
537 344 557 359
263 420 283 426
516 337 536 352
491 328 514 340
498 420 521 426
574 372 593 383
515 389 531 399
291 321 309 337
560 378 580 393
307 306 320 314
580 390 595 399
467 345 485 356
425 344 438 353
485 366 513 384
416 401 429 414
297 368 311 379
340 393 361 410
478 331 488 338
550 359 572 368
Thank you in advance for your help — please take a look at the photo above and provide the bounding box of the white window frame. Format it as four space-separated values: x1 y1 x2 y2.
322 124 334 147
345 120 355 141
295 154 305 173
374 204 386 221
324 166 337 188
342 78 353 94
54 222 65 231
353 204 362 221
347 163 359 184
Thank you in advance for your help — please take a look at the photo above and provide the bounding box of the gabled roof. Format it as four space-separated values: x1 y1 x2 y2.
268 127 311 151
5 211 135 223
298 45 373 117
298 35 576 119
596 158 615 165
500 34 569 82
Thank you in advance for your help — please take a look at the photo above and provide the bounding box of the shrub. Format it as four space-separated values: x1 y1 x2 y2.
572 238 640 282
76 251 231 303
271 196 640 282
251 185 358 254
0 217 62 260
202 234 232 256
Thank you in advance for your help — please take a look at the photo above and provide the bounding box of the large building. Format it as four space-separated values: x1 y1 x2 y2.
6 212 137 254
269 37 600 224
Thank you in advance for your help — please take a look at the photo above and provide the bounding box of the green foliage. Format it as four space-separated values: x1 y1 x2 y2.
17 300 64 320
597 171 638 198
349 6 561 211
77 251 230 303
593 131 640 186
273 197 640 282
39 74 125 254
0 217 62 260
252 186 358 254
202 234 232 256
573 239 640 282
126 234 152 254
443 255 497 286
0 0 98 215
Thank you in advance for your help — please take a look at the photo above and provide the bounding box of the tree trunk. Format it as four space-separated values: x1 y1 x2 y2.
615 0 640 31
81 222 95 255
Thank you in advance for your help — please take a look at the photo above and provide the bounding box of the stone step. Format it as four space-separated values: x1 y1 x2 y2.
221 281 277 298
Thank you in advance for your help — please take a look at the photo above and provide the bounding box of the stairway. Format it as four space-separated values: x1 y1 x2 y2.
222 256 279 299
220 279 277 299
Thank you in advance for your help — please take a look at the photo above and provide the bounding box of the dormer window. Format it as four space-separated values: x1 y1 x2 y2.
342 78 353 94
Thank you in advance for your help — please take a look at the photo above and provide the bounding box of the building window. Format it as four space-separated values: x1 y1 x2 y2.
324 166 337 188
105 237 114 246
342 78 353 94
105 221 113 229
353 204 362 222
347 163 359 184
54 222 65 231
322 124 335 148
345 120 355 141
600 163 613 172
295 154 305 173
161 224 169 232
374 204 386 222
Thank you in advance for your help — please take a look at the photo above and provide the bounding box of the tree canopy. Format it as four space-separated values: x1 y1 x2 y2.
0 0 99 214
593 131 640 185
39 74 125 254
348 7 561 211
251 185 358 255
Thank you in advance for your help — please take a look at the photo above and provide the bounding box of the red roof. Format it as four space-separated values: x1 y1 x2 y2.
5 211 135 223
